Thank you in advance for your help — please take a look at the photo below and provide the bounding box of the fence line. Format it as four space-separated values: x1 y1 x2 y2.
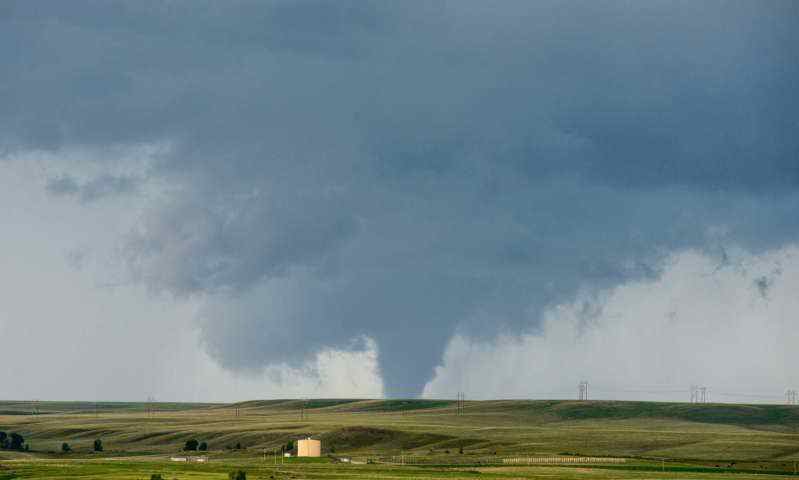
503 456 626 465
379 455 627 466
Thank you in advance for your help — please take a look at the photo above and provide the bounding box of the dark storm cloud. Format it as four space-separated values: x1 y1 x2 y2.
2 1 798 395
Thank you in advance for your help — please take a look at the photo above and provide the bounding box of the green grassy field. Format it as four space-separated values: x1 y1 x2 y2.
2 399 799 479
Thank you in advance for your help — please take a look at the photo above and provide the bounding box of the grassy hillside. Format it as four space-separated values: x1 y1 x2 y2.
0 401 216 416
498 400 799 431
2 399 799 479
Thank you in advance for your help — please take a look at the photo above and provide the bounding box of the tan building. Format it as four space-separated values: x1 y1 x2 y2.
296 437 321 457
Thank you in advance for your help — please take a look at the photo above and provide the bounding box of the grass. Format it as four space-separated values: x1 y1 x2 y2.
342 399 455 412
549 401 799 430
2 459 797 480
2 399 799 479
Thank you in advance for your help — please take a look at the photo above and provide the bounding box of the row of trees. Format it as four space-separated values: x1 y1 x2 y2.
0 431 27 451
2 431 104 454
60 438 103 453
183 439 250 451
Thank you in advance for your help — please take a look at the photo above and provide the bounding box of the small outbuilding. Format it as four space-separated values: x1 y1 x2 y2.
296 437 321 457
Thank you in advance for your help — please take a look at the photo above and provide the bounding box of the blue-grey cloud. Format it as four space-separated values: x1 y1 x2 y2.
2 0 798 395
46 173 138 203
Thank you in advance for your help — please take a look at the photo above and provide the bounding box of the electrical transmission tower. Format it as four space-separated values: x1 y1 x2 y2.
690 385 710 403
299 398 308 420
786 389 798 405
146 396 156 416
578 381 589 401
456 392 465 415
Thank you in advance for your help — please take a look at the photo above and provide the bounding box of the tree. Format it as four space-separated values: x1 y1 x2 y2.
94 438 103 452
150 475 164 480
0 431 7 449
228 470 247 480
9 433 25 451
285 440 294 452
235 442 242 450
198 441 208 451
184 439 199 451
61 442 71 453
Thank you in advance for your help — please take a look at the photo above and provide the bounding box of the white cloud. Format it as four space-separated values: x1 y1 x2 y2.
169 334 384 403
424 248 799 403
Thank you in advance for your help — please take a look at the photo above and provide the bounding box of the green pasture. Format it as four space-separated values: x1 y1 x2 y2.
2 399 798 479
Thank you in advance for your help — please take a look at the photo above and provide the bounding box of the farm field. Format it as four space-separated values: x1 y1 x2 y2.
2 399 799 479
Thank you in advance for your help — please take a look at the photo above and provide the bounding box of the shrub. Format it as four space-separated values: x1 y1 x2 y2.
61 442 71 453
199 441 208 451
9 433 25 451
184 439 199 451
150 474 164 480
93 439 103 452
228 470 247 480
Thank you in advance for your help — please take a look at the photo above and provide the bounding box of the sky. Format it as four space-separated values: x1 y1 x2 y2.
1 1 798 403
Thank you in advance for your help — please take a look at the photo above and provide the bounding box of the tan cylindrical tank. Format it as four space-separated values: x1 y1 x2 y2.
297 438 321 457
